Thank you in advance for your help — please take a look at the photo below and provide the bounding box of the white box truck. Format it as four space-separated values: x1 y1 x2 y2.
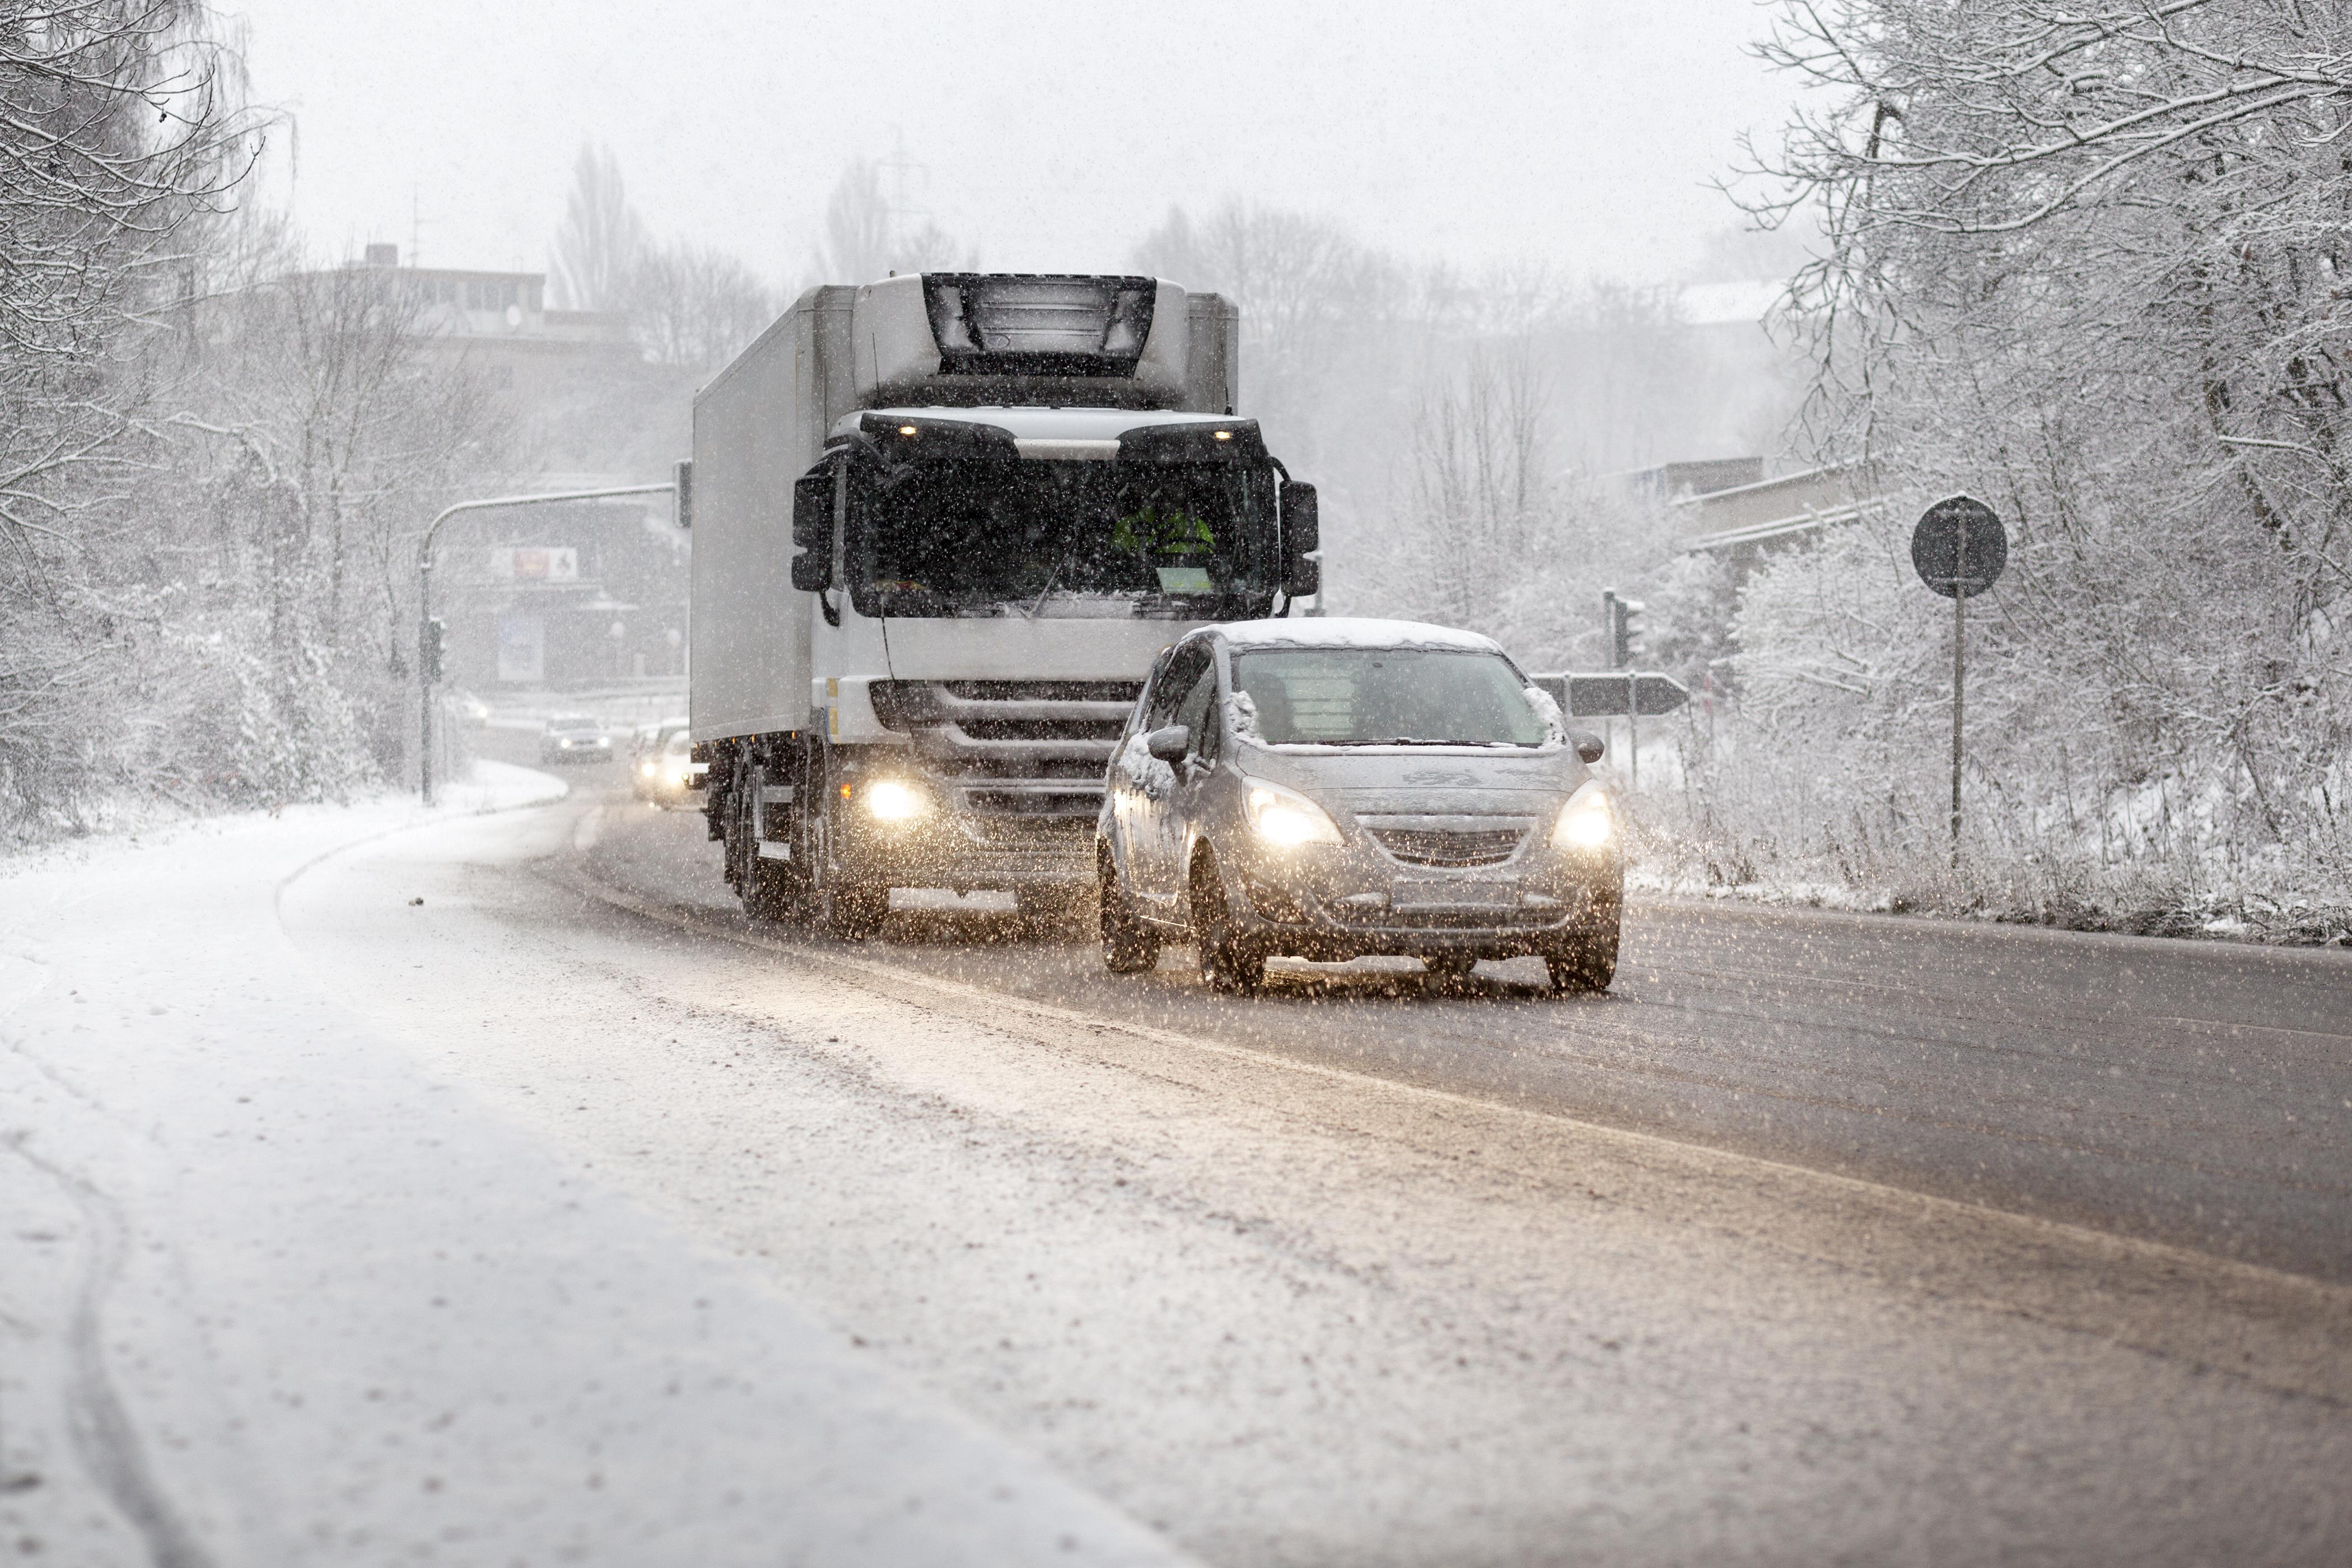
689 272 1320 937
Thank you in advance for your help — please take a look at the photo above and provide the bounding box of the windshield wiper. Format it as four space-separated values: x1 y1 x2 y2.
1024 539 1083 619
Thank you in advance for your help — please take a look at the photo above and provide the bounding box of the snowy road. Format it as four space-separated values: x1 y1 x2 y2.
589 787 2352 1287
7 749 2351 1565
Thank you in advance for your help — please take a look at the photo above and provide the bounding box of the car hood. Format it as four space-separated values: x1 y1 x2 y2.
1235 743 1585 819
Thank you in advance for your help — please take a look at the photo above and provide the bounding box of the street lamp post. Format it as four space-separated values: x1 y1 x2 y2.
418 482 676 806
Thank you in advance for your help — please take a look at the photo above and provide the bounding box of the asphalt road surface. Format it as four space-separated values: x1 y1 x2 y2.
288 732 2352 1565
576 745 2352 1289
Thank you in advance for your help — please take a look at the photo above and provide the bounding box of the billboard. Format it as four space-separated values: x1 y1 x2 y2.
487 546 578 581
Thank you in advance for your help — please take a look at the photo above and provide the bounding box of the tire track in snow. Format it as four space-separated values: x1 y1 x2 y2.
2 1135 215 1568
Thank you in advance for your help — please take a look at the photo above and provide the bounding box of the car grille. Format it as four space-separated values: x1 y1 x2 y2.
1330 902 1560 931
1368 827 1527 867
879 679 1144 822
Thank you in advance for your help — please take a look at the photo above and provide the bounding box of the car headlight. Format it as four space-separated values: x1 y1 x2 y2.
861 778 926 822
640 760 658 777
1552 781 1614 851
1245 781 1341 847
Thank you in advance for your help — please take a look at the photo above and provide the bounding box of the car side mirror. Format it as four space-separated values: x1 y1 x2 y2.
1145 724 1189 763
1279 479 1319 598
790 466 833 592
1571 729 1606 765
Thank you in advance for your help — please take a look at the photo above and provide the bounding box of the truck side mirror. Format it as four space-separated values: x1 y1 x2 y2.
1145 725 1189 763
1571 729 1606 764
1279 479 1319 598
790 467 832 592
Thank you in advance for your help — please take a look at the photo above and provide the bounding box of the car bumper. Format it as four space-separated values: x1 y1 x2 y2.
1219 839 1622 961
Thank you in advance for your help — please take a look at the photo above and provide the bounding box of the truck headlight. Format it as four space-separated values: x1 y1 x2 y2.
1245 781 1341 847
1552 782 1614 851
861 779 926 822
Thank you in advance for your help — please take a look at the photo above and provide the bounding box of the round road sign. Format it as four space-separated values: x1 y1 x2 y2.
1911 495 2008 599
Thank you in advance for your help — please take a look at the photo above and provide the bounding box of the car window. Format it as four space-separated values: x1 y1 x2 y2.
1172 661 1218 758
1231 648 1546 746
1146 642 1211 730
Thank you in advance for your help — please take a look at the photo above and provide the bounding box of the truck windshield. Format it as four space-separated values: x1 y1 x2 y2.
1231 648 1549 747
848 459 1276 619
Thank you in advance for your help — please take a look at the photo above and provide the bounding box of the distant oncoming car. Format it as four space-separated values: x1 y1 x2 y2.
539 714 612 766
632 729 704 807
447 689 492 730
633 714 690 757
1096 618 1621 995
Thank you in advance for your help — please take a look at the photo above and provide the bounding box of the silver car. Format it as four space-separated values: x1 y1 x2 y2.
1096 619 1622 994
538 713 612 766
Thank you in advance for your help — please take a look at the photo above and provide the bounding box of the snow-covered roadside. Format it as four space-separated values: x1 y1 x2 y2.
0 763 1189 1567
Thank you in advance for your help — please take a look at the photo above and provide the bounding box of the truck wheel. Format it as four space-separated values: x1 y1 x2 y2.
823 882 889 941
1189 849 1263 994
1545 922 1620 995
744 858 800 921
1099 847 1159 974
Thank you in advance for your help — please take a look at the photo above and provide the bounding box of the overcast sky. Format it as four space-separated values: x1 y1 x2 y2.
227 0 1799 289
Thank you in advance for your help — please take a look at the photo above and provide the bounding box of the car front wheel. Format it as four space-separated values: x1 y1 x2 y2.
1099 847 1159 974
1189 848 1264 994
1544 922 1620 995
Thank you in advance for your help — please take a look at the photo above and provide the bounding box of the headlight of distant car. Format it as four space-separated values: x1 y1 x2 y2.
1244 780 1341 848
859 778 927 822
1551 781 1614 851
640 759 659 778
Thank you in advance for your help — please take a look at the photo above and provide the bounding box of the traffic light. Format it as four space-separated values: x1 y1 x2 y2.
1602 590 1646 669
421 617 445 684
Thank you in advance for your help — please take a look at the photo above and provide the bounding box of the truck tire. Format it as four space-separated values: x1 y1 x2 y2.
1545 922 1619 995
1099 847 1159 974
822 882 889 940
743 858 799 921
1189 848 1263 994
729 753 810 922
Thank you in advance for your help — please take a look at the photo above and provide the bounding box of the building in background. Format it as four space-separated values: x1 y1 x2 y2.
337 246 692 693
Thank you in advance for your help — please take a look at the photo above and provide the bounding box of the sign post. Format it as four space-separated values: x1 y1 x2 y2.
1910 496 2008 866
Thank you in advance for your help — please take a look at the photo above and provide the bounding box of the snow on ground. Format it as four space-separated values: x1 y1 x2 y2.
0 761 1188 1567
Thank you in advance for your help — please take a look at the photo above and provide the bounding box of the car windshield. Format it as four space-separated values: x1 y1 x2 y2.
1231 647 1548 748
850 459 1275 619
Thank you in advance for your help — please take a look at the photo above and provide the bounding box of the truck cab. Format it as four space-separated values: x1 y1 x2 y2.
690 272 1318 936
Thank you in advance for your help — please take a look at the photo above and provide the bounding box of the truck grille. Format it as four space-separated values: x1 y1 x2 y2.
878 679 1142 820
1368 827 1527 867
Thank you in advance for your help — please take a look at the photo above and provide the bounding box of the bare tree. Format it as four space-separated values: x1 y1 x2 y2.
0 0 262 835
1672 0 2352 933
810 156 959 283
632 242 777 370
550 143 648 312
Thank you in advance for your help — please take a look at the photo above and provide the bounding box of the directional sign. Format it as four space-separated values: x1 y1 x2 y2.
1911 495 2008 599
1533 672 1690 718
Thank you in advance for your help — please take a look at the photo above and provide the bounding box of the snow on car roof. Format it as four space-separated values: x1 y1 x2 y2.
1208 618 1506 654
836 407 1247 441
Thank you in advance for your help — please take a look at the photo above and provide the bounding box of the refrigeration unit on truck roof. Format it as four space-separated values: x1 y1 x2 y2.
686 269 1315 941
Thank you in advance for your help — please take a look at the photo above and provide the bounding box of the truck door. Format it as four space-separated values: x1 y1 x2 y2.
1129 642 1212 912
